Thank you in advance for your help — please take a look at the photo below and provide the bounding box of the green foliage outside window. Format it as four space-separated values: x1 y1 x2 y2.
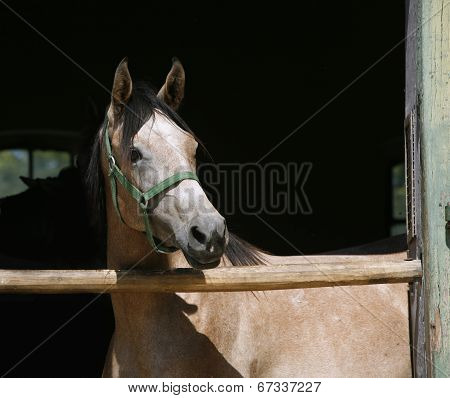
0 149 28 197
0 149 71 198
33 150 70 179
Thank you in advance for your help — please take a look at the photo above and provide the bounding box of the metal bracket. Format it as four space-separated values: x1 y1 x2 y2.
445 204 450 230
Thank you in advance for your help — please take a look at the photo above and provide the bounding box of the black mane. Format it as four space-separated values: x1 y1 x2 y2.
85 81 266 266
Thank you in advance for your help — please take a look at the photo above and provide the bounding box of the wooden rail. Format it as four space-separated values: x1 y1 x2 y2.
0 257 422 294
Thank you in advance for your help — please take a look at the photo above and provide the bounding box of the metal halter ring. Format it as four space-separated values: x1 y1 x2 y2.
108 155 116 175
139 196 149 210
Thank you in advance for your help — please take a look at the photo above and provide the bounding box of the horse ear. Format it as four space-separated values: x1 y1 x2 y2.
111 58 132 114
20 176 38 189
157 57 185 111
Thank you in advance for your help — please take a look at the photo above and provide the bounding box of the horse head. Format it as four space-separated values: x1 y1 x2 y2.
102 58 228 269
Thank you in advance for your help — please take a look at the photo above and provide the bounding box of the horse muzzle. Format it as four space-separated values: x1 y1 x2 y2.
182 216 228 269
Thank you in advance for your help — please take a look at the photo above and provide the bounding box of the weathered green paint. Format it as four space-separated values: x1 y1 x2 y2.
418 0 450 378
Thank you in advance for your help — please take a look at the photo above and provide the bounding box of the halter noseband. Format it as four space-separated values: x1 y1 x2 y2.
103 121 199 254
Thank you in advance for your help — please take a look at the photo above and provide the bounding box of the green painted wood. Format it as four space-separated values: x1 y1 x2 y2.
418 0 450 378
406 0 426 377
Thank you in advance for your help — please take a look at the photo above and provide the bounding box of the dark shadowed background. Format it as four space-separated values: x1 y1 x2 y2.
0 1 405 376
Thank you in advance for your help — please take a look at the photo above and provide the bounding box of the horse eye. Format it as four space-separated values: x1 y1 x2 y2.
130 148 142 163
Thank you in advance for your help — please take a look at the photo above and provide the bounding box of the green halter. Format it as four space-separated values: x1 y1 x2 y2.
103 121 199 254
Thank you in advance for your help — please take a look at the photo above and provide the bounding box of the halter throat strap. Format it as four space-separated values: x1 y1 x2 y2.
103 121 199 254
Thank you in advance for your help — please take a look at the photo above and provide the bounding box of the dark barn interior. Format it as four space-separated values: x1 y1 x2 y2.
0 1 405 376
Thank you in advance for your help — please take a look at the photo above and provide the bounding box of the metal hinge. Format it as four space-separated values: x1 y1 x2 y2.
445 203 450 230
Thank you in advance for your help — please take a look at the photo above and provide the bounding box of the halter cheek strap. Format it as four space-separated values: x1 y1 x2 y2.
103 122 199 254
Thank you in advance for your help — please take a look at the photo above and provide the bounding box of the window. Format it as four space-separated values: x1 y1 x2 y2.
0 149 71 198
0 149 29 197
390 163 406 236
33 150 71 179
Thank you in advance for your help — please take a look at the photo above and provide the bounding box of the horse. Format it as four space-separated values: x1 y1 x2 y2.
0 167 101 268
0 124 112 376
0 95 105 269
86 58 411 377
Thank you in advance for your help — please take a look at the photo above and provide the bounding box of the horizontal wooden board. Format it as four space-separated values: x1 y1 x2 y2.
0 257 422 294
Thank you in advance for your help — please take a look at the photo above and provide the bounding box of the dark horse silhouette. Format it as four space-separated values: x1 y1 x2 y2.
0 133 114 378
0 167 100 268
0 166 113 377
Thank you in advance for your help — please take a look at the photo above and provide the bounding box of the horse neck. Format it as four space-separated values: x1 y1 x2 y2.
104 179 171 270
104 184 179 319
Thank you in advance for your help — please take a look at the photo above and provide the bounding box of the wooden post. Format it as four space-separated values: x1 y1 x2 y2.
406 0 426 377
0 258 421 294
407 0 450 377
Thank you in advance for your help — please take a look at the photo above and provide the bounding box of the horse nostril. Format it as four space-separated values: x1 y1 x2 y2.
191 226 207 245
